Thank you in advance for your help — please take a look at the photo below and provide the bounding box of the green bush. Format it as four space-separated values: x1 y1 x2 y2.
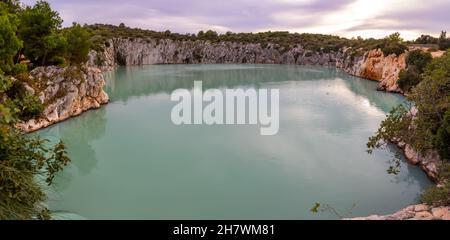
11 63 28 75
378 33 408 56
4 81 43 121
434 110 450 161
406 50 433 72
397 67 421 92
0 73 13 93
421 182 450 207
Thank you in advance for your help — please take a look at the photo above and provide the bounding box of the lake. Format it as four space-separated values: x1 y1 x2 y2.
39 64 432 219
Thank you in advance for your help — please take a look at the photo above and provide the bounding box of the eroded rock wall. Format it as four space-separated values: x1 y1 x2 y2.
88 38 406 92
17 66 109 132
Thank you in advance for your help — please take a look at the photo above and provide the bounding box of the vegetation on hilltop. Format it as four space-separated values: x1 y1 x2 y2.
411 31 450 51
86 23 409 56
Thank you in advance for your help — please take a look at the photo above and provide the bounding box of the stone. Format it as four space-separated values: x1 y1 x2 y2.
431 207 449 219
404 145 420 164
414 211 433 220
414 204 429 212
442 212 450 220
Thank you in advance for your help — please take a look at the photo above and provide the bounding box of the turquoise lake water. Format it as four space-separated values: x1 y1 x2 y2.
39 64 432 219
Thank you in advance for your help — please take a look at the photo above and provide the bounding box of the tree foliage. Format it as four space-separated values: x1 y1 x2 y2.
438 31 450 51
379 32 408 56
0 0 93 70
17 1 64 66
0 2 23 74
397 50 433 92
406 50 433 72
398 67 421 92
62 23 92 65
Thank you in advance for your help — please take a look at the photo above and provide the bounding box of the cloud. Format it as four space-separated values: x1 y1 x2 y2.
20 0 448 39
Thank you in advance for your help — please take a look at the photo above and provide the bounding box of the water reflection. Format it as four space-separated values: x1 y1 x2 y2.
39 108 107 191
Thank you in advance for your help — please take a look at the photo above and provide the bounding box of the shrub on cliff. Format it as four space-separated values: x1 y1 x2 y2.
398 67 421 92
421 162 450 206
379 32 408 56
421 181 450 207
406 50 433 72
0 72 70 220
397 50 433 92
3 80 43 121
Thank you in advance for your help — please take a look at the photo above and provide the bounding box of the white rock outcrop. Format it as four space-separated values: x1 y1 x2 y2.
17 66 109 132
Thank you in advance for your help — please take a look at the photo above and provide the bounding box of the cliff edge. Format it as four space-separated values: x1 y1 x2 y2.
17 66 109 132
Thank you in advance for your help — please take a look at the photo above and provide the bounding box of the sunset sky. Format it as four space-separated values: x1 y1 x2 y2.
22 0 450 40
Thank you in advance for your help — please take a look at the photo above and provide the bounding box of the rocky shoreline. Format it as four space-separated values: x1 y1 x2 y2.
347 204 450 220
393 139 440 182
17 66 109 133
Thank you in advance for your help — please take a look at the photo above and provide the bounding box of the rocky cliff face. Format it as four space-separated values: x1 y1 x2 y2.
88 38 406 92
17 66 109 132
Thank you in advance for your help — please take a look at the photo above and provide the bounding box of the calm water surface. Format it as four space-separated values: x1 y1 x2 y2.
39 64 432 219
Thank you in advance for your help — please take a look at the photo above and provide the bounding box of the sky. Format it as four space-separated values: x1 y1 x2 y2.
21 0 450 40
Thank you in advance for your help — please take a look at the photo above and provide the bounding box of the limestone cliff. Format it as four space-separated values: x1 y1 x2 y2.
359 49 406 93
88 38 406 92
17 66 109 132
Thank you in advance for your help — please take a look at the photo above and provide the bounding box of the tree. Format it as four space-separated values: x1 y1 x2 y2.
388 32 403 43
380 32 407 56
0 0 21 13
204 30 218 40
62 23 92 65
0 2 23 74
439 31 450 50
17 0 64 66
